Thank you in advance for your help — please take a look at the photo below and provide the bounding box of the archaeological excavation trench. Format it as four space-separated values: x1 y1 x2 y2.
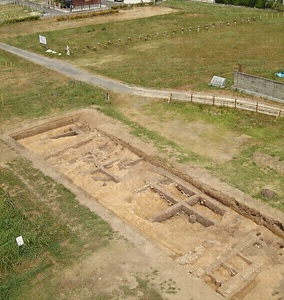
6 109 284 300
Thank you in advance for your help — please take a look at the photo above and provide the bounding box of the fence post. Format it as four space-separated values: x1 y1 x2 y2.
168 92 172 104
276 109 281 120
190 94 193 103
234 99 237 108
212 95 215 106
106 89 110 101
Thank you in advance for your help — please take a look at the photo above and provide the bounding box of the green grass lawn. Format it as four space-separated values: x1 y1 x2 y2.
3 1 284 91
0 50 107 122
0 157 113 300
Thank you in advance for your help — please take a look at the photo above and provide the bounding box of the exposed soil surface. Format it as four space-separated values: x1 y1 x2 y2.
0 136 220 300
0 140 18 167
253 151 284 176
5 108 283 300
111 94 256 163
0 6 176 38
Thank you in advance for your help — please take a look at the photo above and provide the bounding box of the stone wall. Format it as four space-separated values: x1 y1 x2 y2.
233 71 284 103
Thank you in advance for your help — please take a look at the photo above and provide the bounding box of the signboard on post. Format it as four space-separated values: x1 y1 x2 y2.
39 35 47 45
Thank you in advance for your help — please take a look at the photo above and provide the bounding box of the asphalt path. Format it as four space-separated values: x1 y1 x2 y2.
1 42 283 113
0 42 179 100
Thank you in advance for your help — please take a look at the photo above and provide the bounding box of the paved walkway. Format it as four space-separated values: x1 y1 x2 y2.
0 42 179 99
0 42 283 112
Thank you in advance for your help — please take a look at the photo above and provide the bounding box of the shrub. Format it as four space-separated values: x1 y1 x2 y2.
215 0 274 8
56 7 118 22
1 15 40 24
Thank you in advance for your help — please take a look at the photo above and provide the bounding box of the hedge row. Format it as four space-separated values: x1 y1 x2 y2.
215 0 273 9
1 15 40 24
56 7 119 21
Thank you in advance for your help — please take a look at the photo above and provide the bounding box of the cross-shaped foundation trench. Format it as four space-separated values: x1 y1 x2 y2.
149 183 225 227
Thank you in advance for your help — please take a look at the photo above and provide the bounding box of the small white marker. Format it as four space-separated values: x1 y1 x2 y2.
16 236 24 246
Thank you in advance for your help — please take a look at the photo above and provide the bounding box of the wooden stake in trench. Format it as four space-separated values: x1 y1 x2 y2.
212 95 215 106
256 102 258 113
1 94 4 108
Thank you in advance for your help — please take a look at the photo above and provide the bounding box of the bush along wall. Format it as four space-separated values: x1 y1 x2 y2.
215 0 273 9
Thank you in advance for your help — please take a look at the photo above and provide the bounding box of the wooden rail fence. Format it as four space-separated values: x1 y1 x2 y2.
169 93 284 119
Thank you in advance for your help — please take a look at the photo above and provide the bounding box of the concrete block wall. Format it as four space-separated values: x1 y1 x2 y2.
233 71 284 103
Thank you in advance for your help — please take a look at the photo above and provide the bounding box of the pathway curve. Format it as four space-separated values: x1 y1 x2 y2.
0 42 174 98
0 43 283 113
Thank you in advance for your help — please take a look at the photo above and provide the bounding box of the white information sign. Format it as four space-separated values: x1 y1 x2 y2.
210 76 226 88
39 35 47 45
16 236 24 246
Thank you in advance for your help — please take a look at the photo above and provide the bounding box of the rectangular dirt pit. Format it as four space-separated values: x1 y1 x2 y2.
4 108 284 300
